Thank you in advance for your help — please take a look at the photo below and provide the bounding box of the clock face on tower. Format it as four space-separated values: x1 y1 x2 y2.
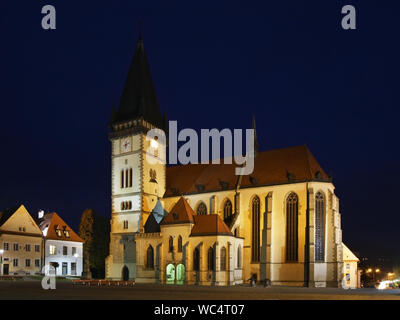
121 138 131 153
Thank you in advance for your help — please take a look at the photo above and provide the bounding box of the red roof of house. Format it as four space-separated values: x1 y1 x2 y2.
190 214 233 237
161 197 195 225
38 212 83 242
165 145 330 196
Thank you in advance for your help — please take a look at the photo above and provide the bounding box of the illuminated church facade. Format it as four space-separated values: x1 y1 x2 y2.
105 36 356 287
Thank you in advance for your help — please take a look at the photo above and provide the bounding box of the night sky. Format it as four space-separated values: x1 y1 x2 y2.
1 1 399 263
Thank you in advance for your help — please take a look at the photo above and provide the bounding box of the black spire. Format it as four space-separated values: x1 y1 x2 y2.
111 36 163 128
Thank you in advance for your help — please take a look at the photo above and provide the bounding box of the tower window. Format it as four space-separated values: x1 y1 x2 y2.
121 201 132 211
123 220 128 229
121 170 124 188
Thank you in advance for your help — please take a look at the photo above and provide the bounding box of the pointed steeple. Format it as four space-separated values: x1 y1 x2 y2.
163 112 168 133
109 103 117 124
112 36 163 128
252 114 259 156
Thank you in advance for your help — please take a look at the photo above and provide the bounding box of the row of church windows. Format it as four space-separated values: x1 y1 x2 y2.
195 199 234 225
145 244 243 271
168 236 183 252
251 191 325 263
120 168 133 188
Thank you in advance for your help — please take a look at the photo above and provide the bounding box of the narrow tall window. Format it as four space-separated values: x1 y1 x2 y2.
129 168 133 187
286 192 299 262
125 169 129 188
237 245 242 268
220 247 226 271
146 245 154 269
169 236 173 252
207 247 214 271
223 199 233 225
121 170 124 188
251 196 260 262
193 248 200 271
315 192 325 262
197 202 207 215
178 236 182 252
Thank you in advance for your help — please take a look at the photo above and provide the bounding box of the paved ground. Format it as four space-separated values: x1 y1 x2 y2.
0 280 400 300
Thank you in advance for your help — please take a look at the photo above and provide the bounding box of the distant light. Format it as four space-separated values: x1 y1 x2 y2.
42 226 48 236
366 268 372 273
74 253 79 258
38 210 44 219
376 269 381 273
0 249 4 255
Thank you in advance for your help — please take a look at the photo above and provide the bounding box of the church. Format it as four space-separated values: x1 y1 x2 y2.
105 36 356 287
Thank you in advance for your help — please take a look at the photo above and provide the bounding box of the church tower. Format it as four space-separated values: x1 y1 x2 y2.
105 36 167 280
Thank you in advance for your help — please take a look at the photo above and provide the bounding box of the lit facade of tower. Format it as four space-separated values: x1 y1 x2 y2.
105 37 166 280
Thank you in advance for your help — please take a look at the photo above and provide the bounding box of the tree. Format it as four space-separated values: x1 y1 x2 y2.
78 209 110 279
79 209 95 279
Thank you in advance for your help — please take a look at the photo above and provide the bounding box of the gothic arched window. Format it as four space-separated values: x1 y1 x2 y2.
237 245 242 268
197 202 207 215
146 245 154 269
286 192 299 262
251 196 260 262
169 236 173 252
223 199 233 225
207 247 214 271
178 235 183 252
315 192 325 262
193 248 200 271
220 247 226 271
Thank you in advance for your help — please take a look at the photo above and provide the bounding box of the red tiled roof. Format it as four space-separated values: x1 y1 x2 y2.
161 197 195 225
165 145 330 196
190 214 233 236
38 212 83 242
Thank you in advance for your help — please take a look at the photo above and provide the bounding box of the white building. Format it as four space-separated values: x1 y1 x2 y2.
38 212 83 277
342 243 359 289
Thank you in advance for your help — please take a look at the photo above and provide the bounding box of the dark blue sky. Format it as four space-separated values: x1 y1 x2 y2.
1 1 399 262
